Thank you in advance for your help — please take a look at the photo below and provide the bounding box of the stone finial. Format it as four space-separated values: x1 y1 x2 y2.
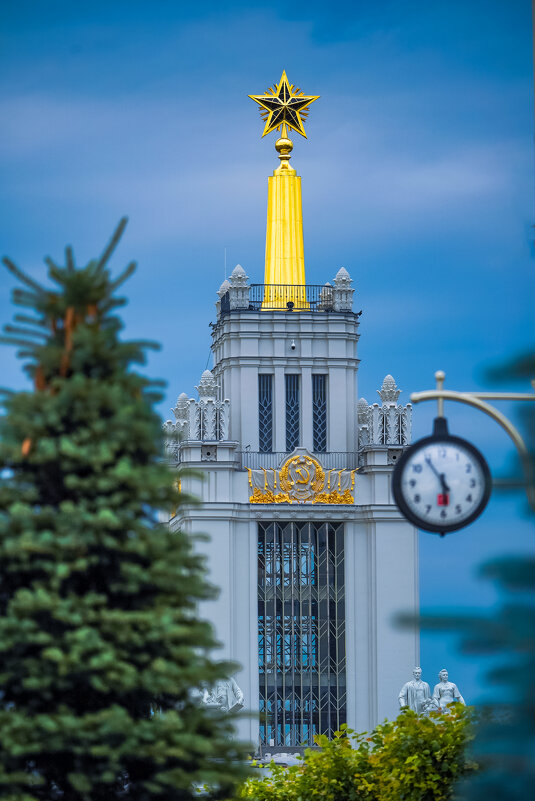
377 374 402 404
172 391 189 422
357 397 370 448
196 369 218 400
218 279 230 296
162 419 179 460
332 267 354 311
333 267 352 288
318 282 334 310
226 265 250 309
230 263 249 287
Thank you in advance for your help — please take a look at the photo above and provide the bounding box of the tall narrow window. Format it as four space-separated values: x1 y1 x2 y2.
259 374 273 453
285 374 300 451
258 521 346 748
312 375 327 453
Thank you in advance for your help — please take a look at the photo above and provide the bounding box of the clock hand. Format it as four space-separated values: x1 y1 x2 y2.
425 456 450 504
425 455 441 480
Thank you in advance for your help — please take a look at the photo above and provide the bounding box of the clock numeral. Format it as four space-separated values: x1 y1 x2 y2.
413 494 421 503
469 478 476 488
440 509 447 519
409 479 416 488
439 448 446 458
412 464 423 473
466 494 473 503
455 504 462 514
425 505 431 514
465 463 472 473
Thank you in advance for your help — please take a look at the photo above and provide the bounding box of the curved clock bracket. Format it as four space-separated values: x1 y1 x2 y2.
411 371 535 513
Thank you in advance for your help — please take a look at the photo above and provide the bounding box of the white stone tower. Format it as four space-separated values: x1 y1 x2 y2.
164 73 419 751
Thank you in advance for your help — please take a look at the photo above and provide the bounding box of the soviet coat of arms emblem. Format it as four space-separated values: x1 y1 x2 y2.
248 449 355 504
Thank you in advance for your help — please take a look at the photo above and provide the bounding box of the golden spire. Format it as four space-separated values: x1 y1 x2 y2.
249 72 319 308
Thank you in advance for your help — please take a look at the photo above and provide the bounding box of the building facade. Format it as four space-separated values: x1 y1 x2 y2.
164 74 419 751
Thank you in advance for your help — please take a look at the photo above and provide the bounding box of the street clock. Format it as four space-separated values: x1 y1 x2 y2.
392 417 492 535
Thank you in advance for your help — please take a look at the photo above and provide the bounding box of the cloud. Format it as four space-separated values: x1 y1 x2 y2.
1 85 528 258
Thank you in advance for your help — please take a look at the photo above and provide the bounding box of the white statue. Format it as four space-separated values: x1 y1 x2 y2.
421 698 438 714
398 667 431 714
201 677 244 713
432 669 465 710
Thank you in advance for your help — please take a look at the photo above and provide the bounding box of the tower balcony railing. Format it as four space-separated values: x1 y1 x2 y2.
238 450 359 471
250 284 326 311
217 267 354 317
220 283 354 314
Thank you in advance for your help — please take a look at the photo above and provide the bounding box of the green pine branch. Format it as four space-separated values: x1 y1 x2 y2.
0 220 251 800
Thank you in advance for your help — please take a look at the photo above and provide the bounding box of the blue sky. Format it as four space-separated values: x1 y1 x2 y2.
1 0 534 702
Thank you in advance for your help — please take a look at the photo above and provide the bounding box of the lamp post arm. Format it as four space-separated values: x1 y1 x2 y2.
410 386 535 513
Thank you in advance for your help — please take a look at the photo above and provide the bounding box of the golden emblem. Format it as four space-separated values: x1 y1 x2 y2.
248 450 355 505
279 453 324 502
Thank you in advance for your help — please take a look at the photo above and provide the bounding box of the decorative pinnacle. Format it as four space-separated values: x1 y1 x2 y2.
377 375 402 405
249 70 319 140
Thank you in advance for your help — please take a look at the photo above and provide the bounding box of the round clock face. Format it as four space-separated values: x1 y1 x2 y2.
392 432 492 534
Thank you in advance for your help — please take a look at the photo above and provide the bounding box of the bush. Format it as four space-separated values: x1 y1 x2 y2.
240 707 475 801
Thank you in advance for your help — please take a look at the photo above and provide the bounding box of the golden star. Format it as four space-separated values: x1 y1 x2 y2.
249 71 319 138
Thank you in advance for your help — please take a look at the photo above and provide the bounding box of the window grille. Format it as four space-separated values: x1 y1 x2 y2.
258 521 346 748
312 375 327 452
285 374 300 451
259 375 273 453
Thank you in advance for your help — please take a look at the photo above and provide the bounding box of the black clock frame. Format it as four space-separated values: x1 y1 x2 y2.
392 417 492 535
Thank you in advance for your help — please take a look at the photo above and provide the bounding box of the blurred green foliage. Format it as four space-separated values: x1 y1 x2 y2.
239 707 475 801
0 219 250 800
418 350 535 799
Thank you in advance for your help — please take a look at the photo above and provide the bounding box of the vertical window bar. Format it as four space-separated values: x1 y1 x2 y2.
285 374 300 452
259 374 273 453
312 375 327 453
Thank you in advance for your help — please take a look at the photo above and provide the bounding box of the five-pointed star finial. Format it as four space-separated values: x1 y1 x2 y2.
249 71 319 138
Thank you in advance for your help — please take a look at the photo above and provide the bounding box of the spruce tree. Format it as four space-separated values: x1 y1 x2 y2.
0 220 249 800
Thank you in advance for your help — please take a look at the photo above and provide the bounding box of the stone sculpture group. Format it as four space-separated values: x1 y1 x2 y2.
200 676 245 713
196 669 465 722
398 667 465 714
